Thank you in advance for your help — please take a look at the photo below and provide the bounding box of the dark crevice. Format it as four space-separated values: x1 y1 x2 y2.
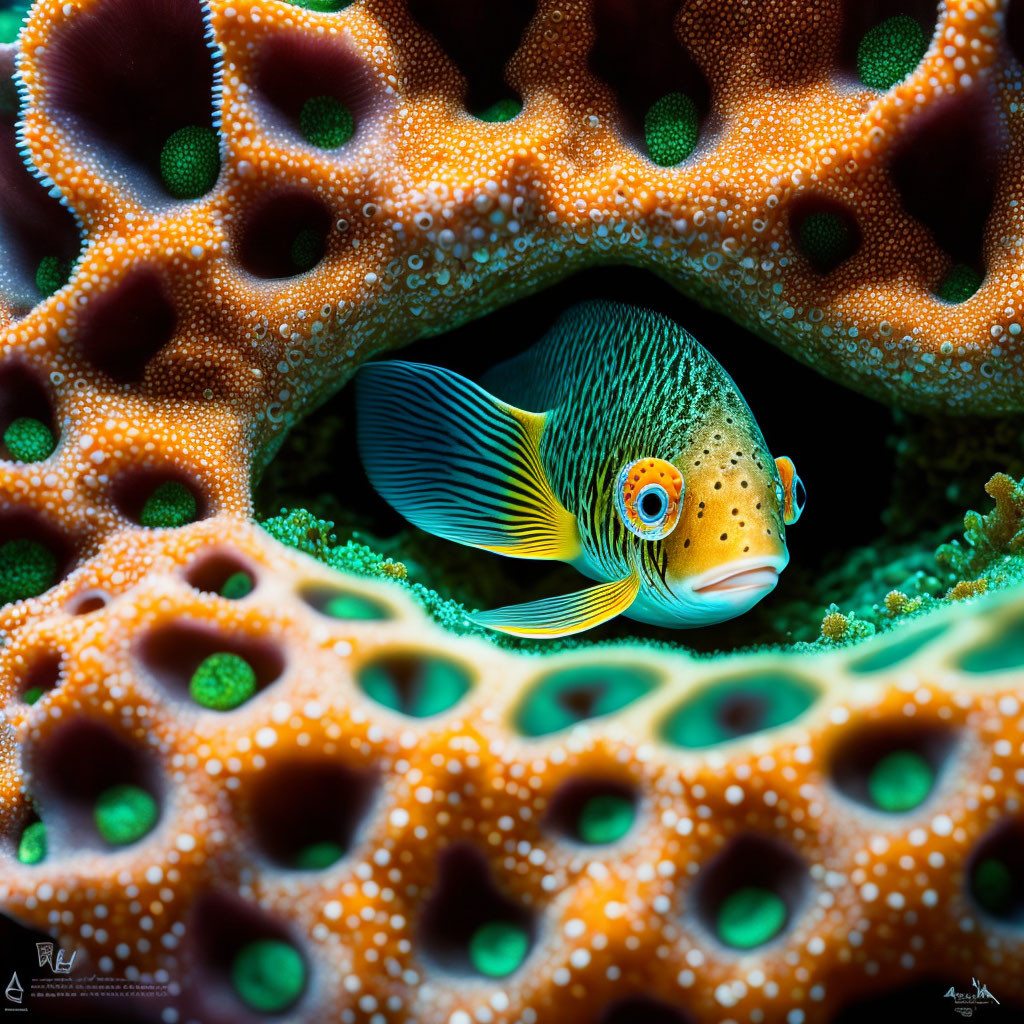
184 892 307 1024
1008 0 1024 66
255 31 379 143
0 510 76 602
418 843 536 975
247 758 377 869
967 818 1024 926
357 652 472 718
29 718 161 850
136 619 284 702
0 84 81 312
407 0 534 115
693 834 808 949
0 363 58 460
299 581 393 621
75 269 178 382
43 0 216 198
112 467 206 527
184 549 256 598
596 997 696 1024
828 721 957 813
590 0 711 150
889 88 1000 270
788 195 862 274
18 649 62 703
236 190 333 279
64 590 108 616
543 776 637 844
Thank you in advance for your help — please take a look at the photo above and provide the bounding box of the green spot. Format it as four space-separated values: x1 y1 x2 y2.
290 227 325 273
867 750 934 812
232 939 306 1014
3 417 55 462
577 794 634 844
972 857 1013 915
661 672 817 749
936 264 983 303
290 0 353 10
0 539 57 605
717 887 787 949
468 921 530 977
159 125 221 200
358 655 471 717
189 652 257 711
294 840 344 870
958 615 1024 673
0 2 28 45
857 15 929 91
515 664 659 738
795 210 856 273
17 821 46 865
219 571 253 599
299 95 355 149
22 686 44 705
323 592 391 620
848 623 946 674
139 481 197 529
94 784 158 846
644 92 699 166
477 98 522 123
35 256 71 298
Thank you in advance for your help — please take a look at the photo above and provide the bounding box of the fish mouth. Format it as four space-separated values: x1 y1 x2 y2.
689 558 785 597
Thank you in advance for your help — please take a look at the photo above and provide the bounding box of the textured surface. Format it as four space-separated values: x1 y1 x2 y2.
0 517 1023 1023
0 0 1022 1021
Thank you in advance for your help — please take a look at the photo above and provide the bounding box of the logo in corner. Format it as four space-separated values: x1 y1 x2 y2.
3 974 23 1005
944 978 1000 1017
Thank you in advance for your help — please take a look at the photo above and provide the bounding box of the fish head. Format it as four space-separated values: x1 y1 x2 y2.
614 424 804 627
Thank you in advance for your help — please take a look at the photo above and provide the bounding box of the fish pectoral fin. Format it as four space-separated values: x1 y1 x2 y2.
470 573 641 639
356 360 581 561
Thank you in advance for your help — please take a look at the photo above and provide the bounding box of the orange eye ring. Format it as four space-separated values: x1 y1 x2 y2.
774 455 805 525
615 457 683 540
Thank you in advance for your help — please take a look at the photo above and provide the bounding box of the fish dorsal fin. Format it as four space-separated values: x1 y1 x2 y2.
471 573 641 638
356 361 582 561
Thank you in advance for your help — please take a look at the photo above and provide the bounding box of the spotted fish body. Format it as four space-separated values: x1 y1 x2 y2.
356 301 804 638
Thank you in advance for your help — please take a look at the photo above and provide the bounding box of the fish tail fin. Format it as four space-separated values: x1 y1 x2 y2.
355 361 581 561
470 573 641 638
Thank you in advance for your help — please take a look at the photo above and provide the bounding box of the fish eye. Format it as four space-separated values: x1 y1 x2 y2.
773 455 805 526
637 484 668 524
615 457 683 541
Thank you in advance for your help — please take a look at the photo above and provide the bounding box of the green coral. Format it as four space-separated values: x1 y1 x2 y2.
139 480 197 528
0 540 57 605
289 0 353 10
0 1 29 44
17 821 46 865
190 652 257 710
160 125 221 200
232 939 305 1013
477 98 522 123
795 211 855 273
644 92 699 167
94 784 158 846
857 15 928 91
3 417 56 462
289 227 325 273
299 95 355 149
35 256 72 298
936 264 983 303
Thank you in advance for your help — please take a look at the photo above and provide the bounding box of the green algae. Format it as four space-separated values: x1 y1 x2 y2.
716 887 786 949
232 939 305 1013
644 92 699 166
867 750 934 812
358 653 471 717
477 98 522 123
0 540 57 605
300 95 355 149
3 417 55 462
190 652 258 710
577 794 634 844
94 784 158 845
468 921 530 977
17 821 46 864
857 15 929 91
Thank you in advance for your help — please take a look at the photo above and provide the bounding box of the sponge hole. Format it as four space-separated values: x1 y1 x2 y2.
0 363 58 462
247 758 377 870
407 0 534 116
75 269 178 382
43 0 218 199
236 190 333 279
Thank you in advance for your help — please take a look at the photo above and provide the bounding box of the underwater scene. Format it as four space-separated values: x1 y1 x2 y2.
0 0 1021 1021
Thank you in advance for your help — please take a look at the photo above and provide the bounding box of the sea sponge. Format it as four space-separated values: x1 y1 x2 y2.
0 516 1021 1022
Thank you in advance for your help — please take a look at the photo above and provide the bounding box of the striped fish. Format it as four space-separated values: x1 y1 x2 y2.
355 301 805 638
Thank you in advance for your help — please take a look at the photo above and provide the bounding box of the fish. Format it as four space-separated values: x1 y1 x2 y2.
355 300 805 639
